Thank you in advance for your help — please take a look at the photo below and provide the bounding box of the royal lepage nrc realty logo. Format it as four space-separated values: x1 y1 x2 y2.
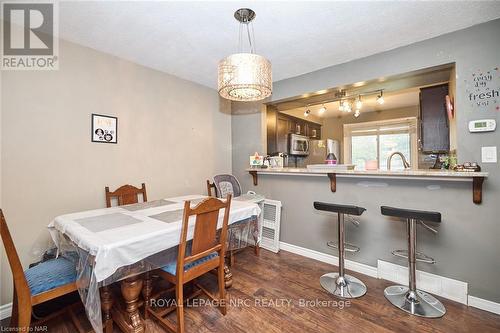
1 1 59 70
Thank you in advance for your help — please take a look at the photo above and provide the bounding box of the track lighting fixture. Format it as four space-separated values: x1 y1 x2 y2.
355 96 362 110
377 90 384 105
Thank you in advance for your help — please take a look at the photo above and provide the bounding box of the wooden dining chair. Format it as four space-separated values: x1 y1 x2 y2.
105 183 147 207
146 195 232 333
0 209 83 332
206 179 217 197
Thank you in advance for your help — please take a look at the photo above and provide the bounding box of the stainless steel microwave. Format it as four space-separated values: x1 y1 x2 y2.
288 133 310 156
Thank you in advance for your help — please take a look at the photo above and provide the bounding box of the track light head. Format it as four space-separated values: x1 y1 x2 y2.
377 91 384 105
355 96 362 110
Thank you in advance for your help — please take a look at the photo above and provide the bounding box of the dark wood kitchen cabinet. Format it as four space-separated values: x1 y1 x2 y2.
276 115 291 153
419 84 450 152
267 108 322 154
306 123 321 139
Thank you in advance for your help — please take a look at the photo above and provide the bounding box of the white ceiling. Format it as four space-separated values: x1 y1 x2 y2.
282 89 420 119
56 1 500 89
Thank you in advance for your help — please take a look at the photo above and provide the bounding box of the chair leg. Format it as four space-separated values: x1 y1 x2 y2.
217 265 227 316
175 283 184 333
254 243 260 256
17 304 31 332
9 288 19 327
253 232 260 257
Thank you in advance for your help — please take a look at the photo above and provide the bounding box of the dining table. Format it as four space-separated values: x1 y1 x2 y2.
48 194 261 333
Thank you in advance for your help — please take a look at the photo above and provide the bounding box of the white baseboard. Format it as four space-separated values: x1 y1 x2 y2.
377 259 468 305
468 296 500 315
0 302 12 321
279 241 378 278
279 241 500 316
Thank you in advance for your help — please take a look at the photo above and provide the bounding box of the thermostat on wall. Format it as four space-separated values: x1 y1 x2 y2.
469 119 496 133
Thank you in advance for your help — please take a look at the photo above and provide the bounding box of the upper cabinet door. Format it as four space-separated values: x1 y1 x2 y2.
305 123 321 139
420 84 450 152
276 117 290 153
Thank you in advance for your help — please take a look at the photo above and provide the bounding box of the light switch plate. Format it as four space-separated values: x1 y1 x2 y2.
481 146 497 163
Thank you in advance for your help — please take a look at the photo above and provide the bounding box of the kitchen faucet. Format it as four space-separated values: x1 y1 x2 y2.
387 152 411 170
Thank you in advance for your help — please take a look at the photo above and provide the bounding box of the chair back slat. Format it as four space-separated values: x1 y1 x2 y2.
206 180 217 197
105 183 147 207
192 210 219 255
177 195 231 275
0 210 31 298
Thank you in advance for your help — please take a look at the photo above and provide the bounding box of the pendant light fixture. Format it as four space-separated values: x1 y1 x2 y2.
218 8 272 102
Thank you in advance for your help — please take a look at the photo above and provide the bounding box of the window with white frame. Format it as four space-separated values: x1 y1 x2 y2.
343 117 418 170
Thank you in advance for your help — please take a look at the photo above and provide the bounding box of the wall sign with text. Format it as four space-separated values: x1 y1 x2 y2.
92 114 117 143
465 67 500 112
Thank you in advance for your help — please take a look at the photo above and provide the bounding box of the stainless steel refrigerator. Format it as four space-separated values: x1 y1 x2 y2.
306 139 340 165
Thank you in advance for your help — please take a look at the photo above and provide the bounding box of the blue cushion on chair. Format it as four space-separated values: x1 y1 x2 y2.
161 252 219 276
25 257 77 295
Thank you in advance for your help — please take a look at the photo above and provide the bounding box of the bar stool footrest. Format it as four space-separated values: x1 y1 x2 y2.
391 249 435 264
327 242 360 253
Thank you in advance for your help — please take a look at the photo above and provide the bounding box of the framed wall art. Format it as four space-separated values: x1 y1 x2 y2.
91 114 118 144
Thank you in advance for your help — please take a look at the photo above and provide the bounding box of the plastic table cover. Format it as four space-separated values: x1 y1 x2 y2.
48 194 261 333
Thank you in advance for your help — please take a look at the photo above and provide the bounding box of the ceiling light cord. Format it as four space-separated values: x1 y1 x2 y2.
246 22 254 54
251 21 256 53
238 20 243 53
237 9 255 54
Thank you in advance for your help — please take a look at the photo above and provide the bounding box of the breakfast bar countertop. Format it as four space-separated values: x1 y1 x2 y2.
246 167 488 204
246 167 489 179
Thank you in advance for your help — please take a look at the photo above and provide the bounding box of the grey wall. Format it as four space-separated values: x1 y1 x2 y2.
232 19 500 302
0 38 232 306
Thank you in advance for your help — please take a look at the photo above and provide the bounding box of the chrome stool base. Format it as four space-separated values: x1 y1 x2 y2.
320 272 367 299
384 285 446 318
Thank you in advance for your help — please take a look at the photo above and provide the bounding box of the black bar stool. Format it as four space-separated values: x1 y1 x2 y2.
381 206 446 318
314 202 367 299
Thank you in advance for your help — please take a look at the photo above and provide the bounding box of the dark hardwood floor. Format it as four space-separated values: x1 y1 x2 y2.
2 248 500 332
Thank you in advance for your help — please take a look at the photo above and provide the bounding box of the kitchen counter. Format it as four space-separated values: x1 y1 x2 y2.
246 167 488 204
246 167 488 178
